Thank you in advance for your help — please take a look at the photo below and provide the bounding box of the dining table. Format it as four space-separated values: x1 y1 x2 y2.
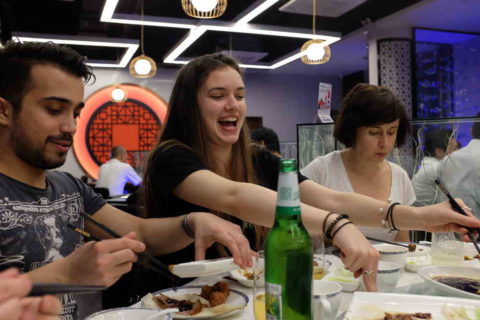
181 253 480 320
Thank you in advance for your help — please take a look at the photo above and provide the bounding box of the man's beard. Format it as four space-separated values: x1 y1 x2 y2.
10 122 72 170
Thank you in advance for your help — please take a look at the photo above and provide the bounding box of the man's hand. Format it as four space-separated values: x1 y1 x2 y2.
188 212 254 269
62 232 145 286
0 268 62 320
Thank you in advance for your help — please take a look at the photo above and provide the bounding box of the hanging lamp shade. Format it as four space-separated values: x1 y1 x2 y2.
300 40 331 65
181 0 227 19
129 54 157 78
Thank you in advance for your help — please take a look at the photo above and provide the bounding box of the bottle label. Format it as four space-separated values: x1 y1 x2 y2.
266 282 283 320
276 172 300 208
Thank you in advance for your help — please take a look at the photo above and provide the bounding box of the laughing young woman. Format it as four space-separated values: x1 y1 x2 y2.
142 53 479 294
302 84 414 242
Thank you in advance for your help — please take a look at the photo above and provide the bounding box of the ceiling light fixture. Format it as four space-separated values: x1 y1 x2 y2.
111 85 128 102
181 0 227 19
13 33 139 68
300 0 331 65
100 0 340 69
129 0 157 78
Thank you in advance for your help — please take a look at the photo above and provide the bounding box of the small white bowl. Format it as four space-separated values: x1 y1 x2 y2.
326 267 360 292
85 307 173 320
405 255 431 272
376 261 402 292
229 268 264 287
373 243 408 266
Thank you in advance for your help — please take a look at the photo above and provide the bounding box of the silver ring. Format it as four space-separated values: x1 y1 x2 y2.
462 205 472 211
363 270 375 276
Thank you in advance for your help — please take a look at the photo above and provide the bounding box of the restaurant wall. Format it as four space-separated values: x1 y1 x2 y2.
57 67 342 178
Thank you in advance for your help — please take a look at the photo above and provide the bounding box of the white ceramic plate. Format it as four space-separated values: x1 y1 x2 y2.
143 286 248 319
344 292 480 320
418 265 480 300
85 307 172 320
170 258 237 278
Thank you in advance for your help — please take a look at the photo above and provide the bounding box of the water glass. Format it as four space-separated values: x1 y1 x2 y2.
253 251 266 320
431 232 464 266
312 234 326 280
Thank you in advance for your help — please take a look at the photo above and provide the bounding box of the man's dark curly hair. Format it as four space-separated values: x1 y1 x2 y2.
0 41 94 112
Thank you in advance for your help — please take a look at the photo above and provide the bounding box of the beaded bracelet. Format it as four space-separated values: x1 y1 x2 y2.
181 214 195 238
387 202 401 231
322 212 337 235
331 221 353 240
325 214 350 240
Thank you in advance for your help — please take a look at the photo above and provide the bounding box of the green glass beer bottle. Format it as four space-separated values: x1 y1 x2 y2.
265 159 313 320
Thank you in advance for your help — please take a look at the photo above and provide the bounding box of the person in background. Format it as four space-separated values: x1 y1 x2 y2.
439 114 480 218
95 145 142 197
251 126 281 157
142 53 479 296
412 128 458 207
0 268 61 320
301 83 414 242
251 127 282 190
0 41 253 320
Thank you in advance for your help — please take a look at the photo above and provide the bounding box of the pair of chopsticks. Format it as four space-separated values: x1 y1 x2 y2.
366 236 417 252
68 212 177 282
29 283 105 297
434 179 480 255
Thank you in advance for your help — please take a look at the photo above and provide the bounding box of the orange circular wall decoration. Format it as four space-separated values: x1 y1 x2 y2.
74 84 167 179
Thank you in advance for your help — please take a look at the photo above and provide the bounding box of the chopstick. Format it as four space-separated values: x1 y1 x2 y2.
29 283 106 297
74 212 176 282
366 236 416 251
434 179 480 255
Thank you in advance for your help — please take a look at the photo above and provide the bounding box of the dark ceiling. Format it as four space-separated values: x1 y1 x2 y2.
1 0 423 68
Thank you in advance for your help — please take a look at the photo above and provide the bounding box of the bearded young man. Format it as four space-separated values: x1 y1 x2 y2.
0 41 252 320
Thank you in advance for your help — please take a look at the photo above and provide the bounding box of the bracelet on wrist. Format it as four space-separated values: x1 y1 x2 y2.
331 221 353 240
181 214 195 239
387 202 401 231
325 214 350 240
323 212 337 235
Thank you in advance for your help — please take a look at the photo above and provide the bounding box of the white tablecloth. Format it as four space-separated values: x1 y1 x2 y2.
186 254 480 319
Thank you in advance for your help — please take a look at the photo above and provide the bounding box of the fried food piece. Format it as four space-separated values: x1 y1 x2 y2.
209 291 227 307
384 312 432 320
212 281 230 297
200 284 213 300
408 244 417 252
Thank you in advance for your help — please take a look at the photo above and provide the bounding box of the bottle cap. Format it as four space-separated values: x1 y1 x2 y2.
279 159 297 172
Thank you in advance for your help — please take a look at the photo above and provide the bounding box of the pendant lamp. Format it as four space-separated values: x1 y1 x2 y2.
129 0 157 78
181 0 227 19
300 0 331 65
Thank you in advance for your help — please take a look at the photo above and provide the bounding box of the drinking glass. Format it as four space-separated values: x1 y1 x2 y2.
312 234 326 280
431 232 464 265
253 251 266 320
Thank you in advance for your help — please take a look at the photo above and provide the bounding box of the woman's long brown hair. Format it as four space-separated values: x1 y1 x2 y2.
143 53 268 252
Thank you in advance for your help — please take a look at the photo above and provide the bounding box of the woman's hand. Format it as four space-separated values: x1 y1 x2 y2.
331 222 379 292
188 212 255 269
415 199 480 240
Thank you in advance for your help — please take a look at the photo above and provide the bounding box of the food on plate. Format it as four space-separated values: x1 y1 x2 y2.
143 281 232 316
433 276 480 296
384 312 431 320
408 244 417 252
239 269 254 280
442 303 480 320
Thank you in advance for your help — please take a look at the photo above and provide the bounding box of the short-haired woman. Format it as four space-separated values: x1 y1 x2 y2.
302 83 414 241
